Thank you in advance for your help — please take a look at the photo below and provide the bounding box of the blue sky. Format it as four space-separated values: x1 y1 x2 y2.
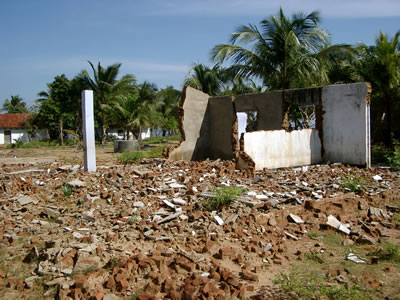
1 0 399 107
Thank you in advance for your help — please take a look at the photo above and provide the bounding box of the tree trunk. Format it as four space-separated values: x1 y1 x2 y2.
138 126 142 142
59 118 64 146
100 110 106 145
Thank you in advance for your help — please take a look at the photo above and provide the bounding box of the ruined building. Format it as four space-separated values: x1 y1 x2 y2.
166 83 371 172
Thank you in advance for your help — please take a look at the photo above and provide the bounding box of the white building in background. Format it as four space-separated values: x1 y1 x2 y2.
0 113 30 144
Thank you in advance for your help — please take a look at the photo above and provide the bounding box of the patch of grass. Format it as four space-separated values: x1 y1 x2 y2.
118 151 144 164
117 147 164 164
105 257 119 270
203 186 247 210
62 184 72 198
323 233 343 246
304 252 325 264
6 140 58 149
393 214 400 226
273 271 371 299
308 232 323 239
142 135 181 144
340 175 366 193
369 242 400 263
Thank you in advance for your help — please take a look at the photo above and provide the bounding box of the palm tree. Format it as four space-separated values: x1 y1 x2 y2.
211 8 350 90
357 31 400 147
134 82 161 141
79 61 136 144
2 95 28 113
103 93 139 140
157 86 181 136
183 63 224 96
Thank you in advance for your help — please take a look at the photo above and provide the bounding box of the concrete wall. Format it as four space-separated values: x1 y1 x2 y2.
207 96 235 160
0 129 30 144
168 83 371 169
0 128 49 144
169 86 210 161
242 129 322 170
322 83 371 167
235 91 283 130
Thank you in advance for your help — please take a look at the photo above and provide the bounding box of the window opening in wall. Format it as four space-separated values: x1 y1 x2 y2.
237 111 258 138
288 105 316 130
246 111 258 132
118 129 124 136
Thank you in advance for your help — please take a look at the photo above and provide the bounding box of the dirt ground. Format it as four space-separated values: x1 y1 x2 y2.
0 146 399 299
0 144 117 167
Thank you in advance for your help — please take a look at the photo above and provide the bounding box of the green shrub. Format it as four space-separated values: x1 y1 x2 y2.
386 146 400 169
370 242 400 263
203 186 246 210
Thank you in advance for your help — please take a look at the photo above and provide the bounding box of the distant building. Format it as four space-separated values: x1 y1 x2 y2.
0 113 46 145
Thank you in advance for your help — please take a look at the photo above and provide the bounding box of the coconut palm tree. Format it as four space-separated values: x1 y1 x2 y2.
79 61 136 144
2 95 28 113
183 63 224 96
157 86 181 136
211 8 350 90
357 31 400 147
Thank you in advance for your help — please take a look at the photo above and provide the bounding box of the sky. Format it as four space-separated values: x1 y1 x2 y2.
1 0 400 107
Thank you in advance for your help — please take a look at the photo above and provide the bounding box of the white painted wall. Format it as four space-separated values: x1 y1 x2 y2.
107 128 151 140
322 83 370 167
243 129 322 170
0 129 30 144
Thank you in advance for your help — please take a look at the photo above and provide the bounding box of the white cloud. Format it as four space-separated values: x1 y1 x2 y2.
143 0 400 18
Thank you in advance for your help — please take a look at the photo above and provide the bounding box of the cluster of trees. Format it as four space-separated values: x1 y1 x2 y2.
2 61 181 145
184 8 400 147
2 8 399 147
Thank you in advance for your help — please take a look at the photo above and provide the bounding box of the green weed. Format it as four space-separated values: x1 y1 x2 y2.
340 175 366 193
203 186 246 210
62 184 72 198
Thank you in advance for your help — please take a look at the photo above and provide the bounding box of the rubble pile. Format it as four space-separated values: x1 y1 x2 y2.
0 159 399 299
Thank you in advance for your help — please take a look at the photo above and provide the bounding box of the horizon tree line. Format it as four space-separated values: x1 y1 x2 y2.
2 8 399 147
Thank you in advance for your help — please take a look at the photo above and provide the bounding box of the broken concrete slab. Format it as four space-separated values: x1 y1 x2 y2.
326 215 351 235
17 195 38 205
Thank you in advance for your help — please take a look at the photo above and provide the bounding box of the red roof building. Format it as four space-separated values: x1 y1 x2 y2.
0 113 32 129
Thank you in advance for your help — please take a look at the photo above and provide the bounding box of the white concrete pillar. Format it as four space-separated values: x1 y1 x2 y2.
82 90 96 172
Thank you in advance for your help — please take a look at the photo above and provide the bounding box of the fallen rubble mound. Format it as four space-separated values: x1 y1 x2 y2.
0 159 399 299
